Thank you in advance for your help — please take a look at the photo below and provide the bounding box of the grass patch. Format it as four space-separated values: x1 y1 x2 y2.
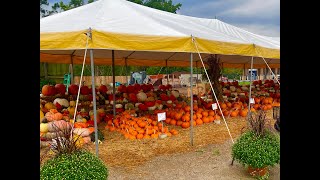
212 149 220 156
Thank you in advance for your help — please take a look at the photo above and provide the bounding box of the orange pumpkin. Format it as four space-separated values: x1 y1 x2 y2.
201 111 209 117
181 122 190 128
169 119 177 125
176 120 183 126
202 117 210 123
136 133 144 139
196 119 203 125
45 110 63 121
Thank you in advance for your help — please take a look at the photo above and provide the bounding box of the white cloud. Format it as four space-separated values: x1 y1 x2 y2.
235 23 280 37
220 0 280 18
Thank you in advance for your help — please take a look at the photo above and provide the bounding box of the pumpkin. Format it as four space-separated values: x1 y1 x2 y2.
137 91 147 102
72 134 84 148
53 98 69 107
44 102 56 110
54 83 66 94
73 128 90 137
82 136 91 144
181 122 190 129
45 109 63 121
170 90 180 98
42 85 56 96
40 123 49 133
67 106 75 116
115 104 123 109
69 100 76 107
68 84 79 95
40 110 44 123
47 120 71 132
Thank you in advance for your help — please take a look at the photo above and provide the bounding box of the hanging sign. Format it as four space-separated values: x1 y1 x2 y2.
212 103 218 110
157 112 166 122
250 98 255 104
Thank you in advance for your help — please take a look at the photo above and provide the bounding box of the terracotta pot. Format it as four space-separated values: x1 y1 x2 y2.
248 166 268 177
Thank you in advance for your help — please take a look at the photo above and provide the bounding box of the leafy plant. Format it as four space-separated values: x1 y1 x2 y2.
40 150 108 180
232 130 280 168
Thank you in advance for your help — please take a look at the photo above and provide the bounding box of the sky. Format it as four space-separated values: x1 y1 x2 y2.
46 0 280 37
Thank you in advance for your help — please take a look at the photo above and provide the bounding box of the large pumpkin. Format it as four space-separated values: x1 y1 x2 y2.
98 84 108 94
45 109 63 121
54 83 66 94
68 84 79 95
42 85 56 96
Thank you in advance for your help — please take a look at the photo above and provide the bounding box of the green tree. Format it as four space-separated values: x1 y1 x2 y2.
40 0 49 17
129 0 182 13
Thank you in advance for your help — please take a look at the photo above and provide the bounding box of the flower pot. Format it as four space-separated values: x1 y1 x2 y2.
247 166 268 177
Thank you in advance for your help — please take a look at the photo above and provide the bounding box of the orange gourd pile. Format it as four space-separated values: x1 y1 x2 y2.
164 102 220 128
105 110 178 140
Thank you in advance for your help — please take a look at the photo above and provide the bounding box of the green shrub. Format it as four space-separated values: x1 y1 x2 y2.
232 130 280 168
40 150 108 180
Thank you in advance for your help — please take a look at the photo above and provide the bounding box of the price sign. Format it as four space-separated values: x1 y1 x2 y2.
157 112 166 122
212 103 218 110
250 98 255 104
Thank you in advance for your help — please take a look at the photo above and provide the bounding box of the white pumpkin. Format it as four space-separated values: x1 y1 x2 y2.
53 98 69 107
105 100 110 104
73 128 90 137
115 104 123 108
170 90 180 98
135 103 142 107
230 86 236 92
148 106 156 111
125 103 135 110
40 123 49 133
137 92 147 102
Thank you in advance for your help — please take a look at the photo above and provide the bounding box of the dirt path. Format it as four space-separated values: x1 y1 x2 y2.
107 140 280 180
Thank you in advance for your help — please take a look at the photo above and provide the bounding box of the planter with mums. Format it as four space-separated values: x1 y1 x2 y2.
231 110 280 179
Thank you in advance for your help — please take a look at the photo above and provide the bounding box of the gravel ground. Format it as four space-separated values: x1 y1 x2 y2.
107 140 280 180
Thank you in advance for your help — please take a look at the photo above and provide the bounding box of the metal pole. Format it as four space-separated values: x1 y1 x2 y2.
70 55 74 84
192 39 234 143
90 49 99 157
196 61 199 95
247 57 254 118
190 52 194 146
125 58 128 85
166 60 169 85
112 50 116 118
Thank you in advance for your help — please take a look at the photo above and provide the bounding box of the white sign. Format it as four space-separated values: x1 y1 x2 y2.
157 112 166 122
212 103 218 110
250 98 255 104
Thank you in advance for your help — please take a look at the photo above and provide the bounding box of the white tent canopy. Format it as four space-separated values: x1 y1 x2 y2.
40 0 279 68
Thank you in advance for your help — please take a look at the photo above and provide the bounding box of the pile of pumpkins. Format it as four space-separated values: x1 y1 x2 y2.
105 110 179 140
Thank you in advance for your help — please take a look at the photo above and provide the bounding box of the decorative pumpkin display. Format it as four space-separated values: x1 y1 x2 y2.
45 109 63 121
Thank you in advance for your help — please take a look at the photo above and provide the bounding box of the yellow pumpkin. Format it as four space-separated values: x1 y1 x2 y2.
67 106 75 116
73 134 84 148
44 102 56 110
40 110 44 123
69 101 76 107
40 123 49 133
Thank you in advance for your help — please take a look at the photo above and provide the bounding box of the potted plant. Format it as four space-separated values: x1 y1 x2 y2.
231 109 280 179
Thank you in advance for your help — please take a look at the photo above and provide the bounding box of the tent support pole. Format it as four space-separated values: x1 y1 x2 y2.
196 61 199 95
192 37 234 143
247 57 254 119
190 52 194 146
112 50 116 118
125 58 128 85
90 49 99 157
166 60 169 85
